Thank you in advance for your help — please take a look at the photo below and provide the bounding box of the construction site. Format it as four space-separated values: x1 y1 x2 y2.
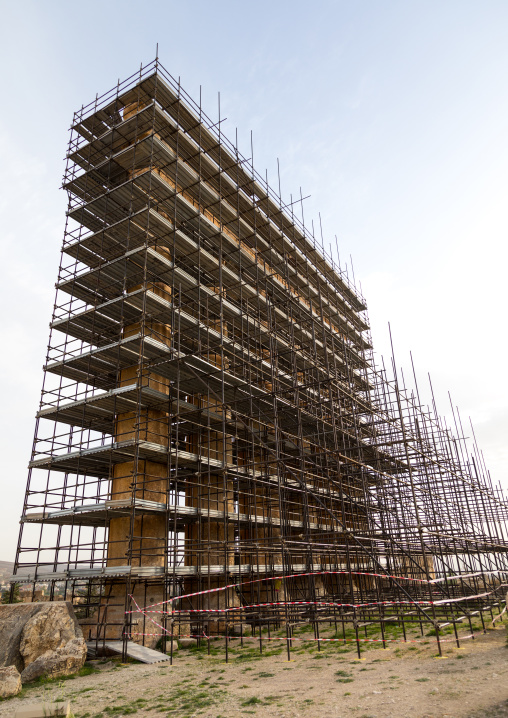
9 57 508 662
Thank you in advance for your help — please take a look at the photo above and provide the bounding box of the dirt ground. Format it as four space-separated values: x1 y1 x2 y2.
2 625 508 718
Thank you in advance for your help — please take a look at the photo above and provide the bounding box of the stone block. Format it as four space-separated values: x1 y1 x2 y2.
231 623 251 636
14 701 71 717
0 665 22 697
165 639 178 653
178 638 197 648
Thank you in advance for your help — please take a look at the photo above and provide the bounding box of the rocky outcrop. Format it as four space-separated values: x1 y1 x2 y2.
0 602 86 683
0 665 22 697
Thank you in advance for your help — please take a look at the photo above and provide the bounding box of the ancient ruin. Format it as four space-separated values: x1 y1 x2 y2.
9 58 508 659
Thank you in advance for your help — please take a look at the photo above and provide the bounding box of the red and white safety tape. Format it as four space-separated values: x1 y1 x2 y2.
148 570 508 611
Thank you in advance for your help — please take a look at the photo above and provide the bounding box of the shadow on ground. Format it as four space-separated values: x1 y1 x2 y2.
468 700 508 717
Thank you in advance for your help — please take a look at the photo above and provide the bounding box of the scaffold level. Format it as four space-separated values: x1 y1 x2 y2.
10 58 508 661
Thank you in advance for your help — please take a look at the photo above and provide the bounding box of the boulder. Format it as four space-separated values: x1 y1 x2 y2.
0 665 22 698
0 602 86 683
0 603 43 672
19 602 84 667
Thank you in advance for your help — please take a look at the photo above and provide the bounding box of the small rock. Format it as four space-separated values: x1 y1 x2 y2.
95 661 115 671
0 665 22 697
178 638 196 649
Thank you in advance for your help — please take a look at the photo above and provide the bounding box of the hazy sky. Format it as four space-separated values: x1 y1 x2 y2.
1 0 507 561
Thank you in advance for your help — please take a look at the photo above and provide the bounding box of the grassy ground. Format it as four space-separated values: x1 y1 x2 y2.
1 617 507 718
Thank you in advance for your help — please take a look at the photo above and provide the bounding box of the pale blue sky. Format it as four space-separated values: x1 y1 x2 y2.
1 0 507 558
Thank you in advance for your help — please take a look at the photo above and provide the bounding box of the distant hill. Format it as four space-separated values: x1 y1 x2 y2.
0 561 14 582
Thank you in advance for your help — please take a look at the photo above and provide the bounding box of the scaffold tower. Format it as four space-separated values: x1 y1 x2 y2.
11 58 508 658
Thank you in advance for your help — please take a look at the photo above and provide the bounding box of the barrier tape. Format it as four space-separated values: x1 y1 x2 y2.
128 583 507 619
493 603 507 625
137 569 508 612
126 571 507 648
430 570 507 584
128 599 438 616
129 593 168 638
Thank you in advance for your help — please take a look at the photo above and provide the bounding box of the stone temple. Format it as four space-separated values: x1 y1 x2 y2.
10 59 508 657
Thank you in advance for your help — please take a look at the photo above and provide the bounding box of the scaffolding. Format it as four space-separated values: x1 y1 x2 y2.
10 58 508 661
